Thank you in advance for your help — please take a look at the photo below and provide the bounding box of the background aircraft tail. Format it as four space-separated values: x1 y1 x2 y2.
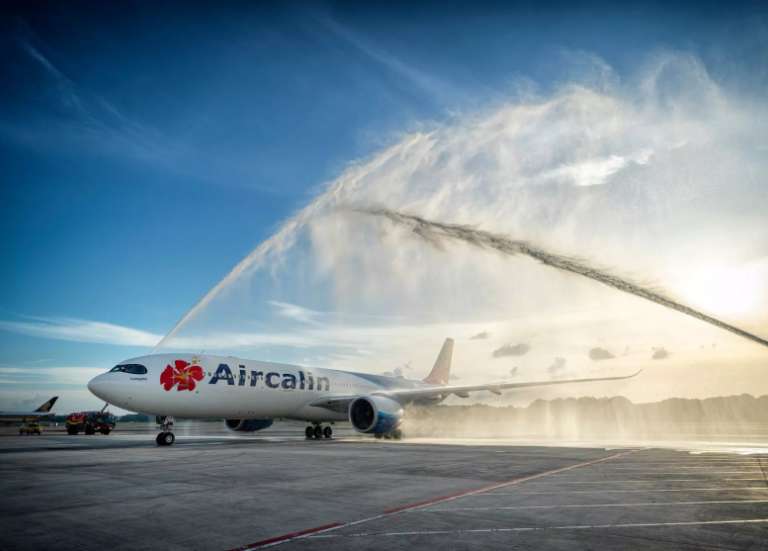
35 396 58 412
423 338 453 385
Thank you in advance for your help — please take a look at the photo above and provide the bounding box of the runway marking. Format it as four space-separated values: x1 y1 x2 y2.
409 499 768 512
539 479 767 484
379 450 639 515
307 518 768 539
616 457 768 465
482 487 768 495
563 464 766 470
226 523 343 550
620 460 768 462
604 461 766 465
552 471 764 476
599 466 766 470
227 449 639 549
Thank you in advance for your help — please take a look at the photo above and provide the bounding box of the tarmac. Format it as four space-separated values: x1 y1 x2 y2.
1 422 767 550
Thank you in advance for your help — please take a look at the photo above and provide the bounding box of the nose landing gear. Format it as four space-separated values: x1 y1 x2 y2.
156 431 175 446
155 416 176 446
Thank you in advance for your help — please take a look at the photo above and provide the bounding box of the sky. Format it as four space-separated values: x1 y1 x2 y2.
1 1 767 412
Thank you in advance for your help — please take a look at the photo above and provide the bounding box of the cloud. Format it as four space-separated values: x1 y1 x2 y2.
4 30 186 171
0 385 117 414
470 331 490 340
316 15 461 105
0 366 104 386
547 357 567 374
268 301 323 325
0 314 335 349
492 343 531 358
542 149 654 187
652 347 670 360
589 347 616 361
380 367 404 378
2 313 515 361
0 317 161 347
380 363 419 379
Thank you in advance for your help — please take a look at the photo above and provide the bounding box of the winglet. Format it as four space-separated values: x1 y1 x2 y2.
35 396 58 412
423 338 453 385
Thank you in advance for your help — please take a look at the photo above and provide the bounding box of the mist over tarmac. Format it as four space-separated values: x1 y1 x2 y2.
157 52 768 403
401 395 768 446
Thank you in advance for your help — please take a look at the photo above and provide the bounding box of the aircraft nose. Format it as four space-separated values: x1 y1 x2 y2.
87 374 110 401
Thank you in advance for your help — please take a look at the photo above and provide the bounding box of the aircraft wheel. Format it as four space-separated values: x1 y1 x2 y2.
67 427 78 435
156 432 175 446
323 426 333 439
84 426 95 435
313 425 323 439
374 433 383 439
100 428 111 435
392 429 403 440
305 426 314 439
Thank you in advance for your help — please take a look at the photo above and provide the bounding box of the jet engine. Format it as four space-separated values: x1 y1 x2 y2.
224 418 274 432
348 395 403 434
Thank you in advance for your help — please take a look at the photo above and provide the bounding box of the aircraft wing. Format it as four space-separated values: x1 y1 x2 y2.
379 370 642 403
0 411 56 422
307 396 360 414
309 371 640 411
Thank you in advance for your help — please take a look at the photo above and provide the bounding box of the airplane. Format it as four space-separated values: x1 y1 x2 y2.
87 339 640 446
0 396 58 430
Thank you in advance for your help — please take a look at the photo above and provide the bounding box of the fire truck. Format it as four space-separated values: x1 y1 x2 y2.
65 410 117 435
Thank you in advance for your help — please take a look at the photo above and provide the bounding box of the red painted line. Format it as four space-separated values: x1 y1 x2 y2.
383 489 484 514
225 522 343 551
383 448 638 514
228 448 639 549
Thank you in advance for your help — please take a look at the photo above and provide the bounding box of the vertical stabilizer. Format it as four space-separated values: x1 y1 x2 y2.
35 396 58 412
423 338 453 385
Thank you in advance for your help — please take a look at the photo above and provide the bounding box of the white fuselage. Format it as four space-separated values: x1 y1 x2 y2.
87 353 424 422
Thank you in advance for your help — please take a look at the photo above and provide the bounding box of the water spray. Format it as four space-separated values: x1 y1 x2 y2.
358 207 768 349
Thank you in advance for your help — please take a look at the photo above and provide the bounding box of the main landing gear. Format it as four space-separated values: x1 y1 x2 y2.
305 424 333 440
156 416 175 446
374 429 403 440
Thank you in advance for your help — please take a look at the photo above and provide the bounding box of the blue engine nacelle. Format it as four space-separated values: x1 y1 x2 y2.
348 395 403 434
224 418 274 432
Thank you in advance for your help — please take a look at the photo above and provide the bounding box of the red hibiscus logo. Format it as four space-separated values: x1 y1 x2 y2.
160 360 205 392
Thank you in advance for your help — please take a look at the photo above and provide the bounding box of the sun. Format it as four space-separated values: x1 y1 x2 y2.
675 262 765 317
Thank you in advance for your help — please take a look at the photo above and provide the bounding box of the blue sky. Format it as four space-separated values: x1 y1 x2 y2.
1 1 767 410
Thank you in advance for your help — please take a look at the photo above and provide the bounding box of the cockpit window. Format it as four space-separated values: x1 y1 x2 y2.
110 364 147 375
